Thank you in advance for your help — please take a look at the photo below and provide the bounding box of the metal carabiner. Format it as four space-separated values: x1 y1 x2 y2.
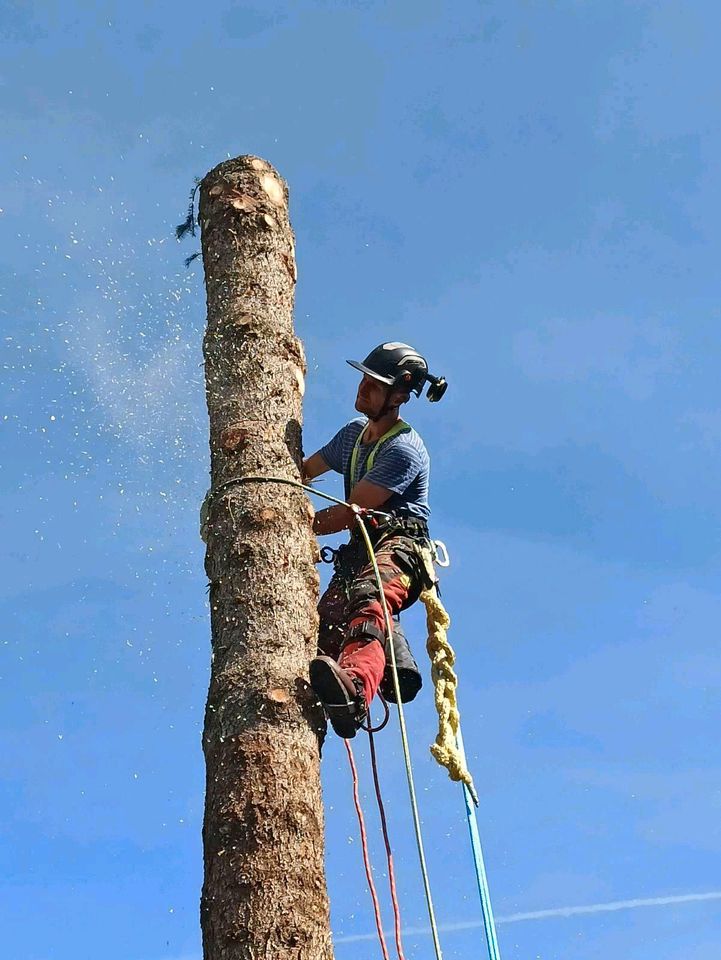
432 539 450 568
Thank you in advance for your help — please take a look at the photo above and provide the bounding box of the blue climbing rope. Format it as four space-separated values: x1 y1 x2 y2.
456 725 502 960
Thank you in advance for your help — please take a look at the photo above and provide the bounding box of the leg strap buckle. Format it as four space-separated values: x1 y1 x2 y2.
345 621 385 645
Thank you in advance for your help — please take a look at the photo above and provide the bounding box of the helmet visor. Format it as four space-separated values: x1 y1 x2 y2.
346 359 396 386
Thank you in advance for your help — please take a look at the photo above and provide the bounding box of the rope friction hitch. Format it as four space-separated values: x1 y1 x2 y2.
204 472 502 960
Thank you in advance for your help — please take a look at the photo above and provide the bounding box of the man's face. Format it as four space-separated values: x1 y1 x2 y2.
355 374 389 417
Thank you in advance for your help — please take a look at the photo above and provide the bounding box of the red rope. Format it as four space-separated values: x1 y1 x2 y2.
344 739 390 960
368 728 407 960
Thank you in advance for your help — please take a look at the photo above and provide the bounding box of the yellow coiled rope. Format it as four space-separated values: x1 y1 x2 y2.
420 585 479 806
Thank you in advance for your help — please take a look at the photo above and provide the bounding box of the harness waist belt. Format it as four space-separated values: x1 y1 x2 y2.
352 514 430 543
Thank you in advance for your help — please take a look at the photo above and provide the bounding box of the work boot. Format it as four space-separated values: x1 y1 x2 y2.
309 655 367 739
380 622 423 704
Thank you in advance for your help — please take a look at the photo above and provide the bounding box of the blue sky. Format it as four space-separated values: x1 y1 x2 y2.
2 1 720 958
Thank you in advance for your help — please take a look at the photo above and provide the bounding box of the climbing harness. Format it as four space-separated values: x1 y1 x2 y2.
205 474 502 960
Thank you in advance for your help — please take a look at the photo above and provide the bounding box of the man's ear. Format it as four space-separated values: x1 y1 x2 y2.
392 389 411 407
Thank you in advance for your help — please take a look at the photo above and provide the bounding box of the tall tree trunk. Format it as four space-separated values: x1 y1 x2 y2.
199 155 333 960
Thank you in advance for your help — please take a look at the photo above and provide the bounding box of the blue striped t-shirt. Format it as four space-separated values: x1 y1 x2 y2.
319 418 430 520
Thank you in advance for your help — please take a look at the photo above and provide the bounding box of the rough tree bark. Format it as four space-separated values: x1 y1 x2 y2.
199 155 333 960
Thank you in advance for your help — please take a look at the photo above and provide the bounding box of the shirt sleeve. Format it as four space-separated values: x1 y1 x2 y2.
318 424 349 474
362 439 422 495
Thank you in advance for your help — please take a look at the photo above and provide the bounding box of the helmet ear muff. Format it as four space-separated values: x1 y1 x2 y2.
425 374 447 402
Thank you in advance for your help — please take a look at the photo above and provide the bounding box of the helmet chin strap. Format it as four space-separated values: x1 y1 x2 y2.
368 387 399 422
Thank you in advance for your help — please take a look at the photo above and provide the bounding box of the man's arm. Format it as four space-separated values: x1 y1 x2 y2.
312 478 392 536
302 450 347 533
302 451 331 482
313 438 422 535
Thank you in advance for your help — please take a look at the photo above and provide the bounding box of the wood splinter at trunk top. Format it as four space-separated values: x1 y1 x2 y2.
199 155 333 960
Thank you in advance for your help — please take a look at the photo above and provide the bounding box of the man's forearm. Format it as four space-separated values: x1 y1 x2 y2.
313 504 355 536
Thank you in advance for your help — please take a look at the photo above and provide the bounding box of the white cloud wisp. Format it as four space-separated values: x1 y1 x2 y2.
334 890 721 944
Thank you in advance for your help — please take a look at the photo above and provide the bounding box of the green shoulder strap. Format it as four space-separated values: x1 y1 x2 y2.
347 419 411 495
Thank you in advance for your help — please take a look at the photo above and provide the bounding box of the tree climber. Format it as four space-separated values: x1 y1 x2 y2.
303 342 447 738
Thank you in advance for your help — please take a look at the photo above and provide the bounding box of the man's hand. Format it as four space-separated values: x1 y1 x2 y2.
312 479 393 536
302 452 330 483
312 503 356 536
